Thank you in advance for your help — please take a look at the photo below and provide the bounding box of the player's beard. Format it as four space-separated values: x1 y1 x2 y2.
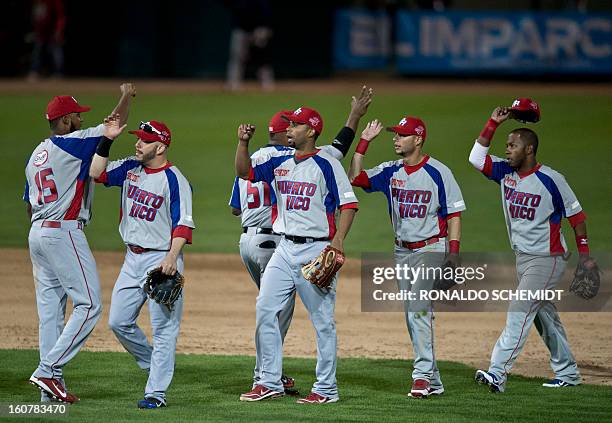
138 149 157 164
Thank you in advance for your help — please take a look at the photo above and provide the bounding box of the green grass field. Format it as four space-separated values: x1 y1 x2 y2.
2 91 611 254
2 350 611 422
1 89 611 422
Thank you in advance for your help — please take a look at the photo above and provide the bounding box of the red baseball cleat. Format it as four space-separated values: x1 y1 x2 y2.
408 378 430 398
239 385 284 402
29 376 77 404
296 392 339 404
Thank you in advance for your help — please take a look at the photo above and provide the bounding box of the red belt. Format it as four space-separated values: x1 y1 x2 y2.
41 220 83 230
395 236 440 250
128 245 152 254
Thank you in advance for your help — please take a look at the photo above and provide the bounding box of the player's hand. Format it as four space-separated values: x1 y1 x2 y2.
159 252 178 276
350 85 374 118
103 113 127 140
120 83 137 97
491 106 510 124
238 124 256 144
361 119 383 141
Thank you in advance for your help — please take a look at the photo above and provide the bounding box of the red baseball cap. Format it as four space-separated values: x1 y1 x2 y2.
128 121 172 145
282 107 324 135
386 116 427 140
45 96 92 121
509 97 541 122
269 110 292 134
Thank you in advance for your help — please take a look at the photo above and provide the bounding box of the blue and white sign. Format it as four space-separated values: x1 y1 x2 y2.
333 8 391 70
396 11 612 75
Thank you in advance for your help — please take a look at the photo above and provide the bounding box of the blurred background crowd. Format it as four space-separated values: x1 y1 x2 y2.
1 0 610 86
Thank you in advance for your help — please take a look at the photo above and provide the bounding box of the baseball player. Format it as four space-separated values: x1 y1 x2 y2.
229 87 373 391
24 84 136 403
470 105 587 392
235 106 358 404
89 119 195 408
349 117 466 398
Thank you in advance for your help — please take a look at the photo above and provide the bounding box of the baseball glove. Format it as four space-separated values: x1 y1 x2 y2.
144 267 185 310
569 257 601 300
302 245 345 289
433 254 460 291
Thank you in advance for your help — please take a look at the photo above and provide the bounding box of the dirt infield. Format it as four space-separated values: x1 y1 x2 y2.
3 248 611 386
1 77 612 96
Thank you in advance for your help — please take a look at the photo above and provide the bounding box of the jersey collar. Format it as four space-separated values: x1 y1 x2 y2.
517 163 541 179
403 155 429 175
294 148 320 163
143 161 173 174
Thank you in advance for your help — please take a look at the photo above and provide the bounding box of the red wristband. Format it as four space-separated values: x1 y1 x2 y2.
355 138 370 155
479 119 499 142
449 240 460 254
576 235 589 255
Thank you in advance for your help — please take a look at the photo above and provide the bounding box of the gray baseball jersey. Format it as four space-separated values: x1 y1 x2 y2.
250 148 358 238
230 144 345 229
352 156 466 242
231 144 345 388
353 154 464 391
247 148 357 399
472 142 582 255
24 124 105 224
96 158 195 249
24 123 105 393
469 141 582 388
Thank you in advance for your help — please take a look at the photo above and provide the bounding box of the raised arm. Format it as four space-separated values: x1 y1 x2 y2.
478 107 509 147
348 119 383 181
111 83 137 127
345 85 374 132
89 114 127 178
331 86 374 157
235 124 255 179
469 106 511 171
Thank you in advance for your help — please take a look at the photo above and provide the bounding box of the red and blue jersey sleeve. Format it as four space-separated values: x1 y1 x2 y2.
352 161 402 194
96 157 140 187
313 155 358 212
536 168 584 226
229 177 241 209
423 162 466 219
49 124 105 162
165 168 195 243
482 154 514 184
250 154 292 184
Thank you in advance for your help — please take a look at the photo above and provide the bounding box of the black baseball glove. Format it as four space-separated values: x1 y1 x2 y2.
144 267 185 310
569 256 601 300
433 254 460 291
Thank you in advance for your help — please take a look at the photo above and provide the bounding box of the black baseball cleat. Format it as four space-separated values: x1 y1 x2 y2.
281 375 295 389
